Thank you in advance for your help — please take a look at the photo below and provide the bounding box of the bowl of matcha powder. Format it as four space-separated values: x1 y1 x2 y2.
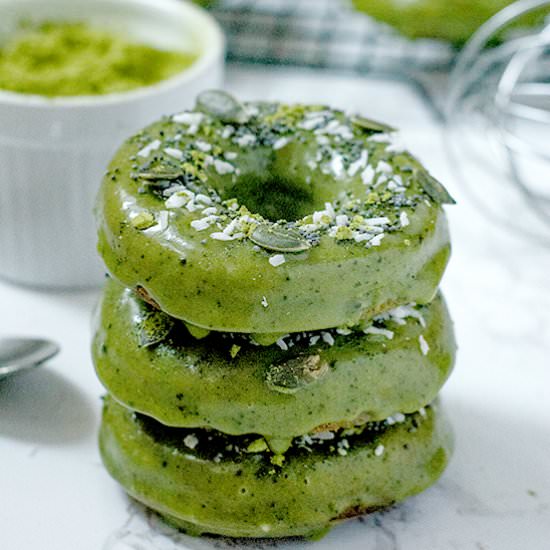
0 0 224 288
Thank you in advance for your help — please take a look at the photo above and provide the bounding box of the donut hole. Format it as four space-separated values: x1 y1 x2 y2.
223 173 319 223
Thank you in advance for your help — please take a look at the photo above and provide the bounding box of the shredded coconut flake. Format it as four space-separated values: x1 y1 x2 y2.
234 134 256 147
269 254 286 267
376 160 393 173
221 126 235 139
183 434 198 449
137 139 161 158
400 211 410 227
156 211 169 232
394 412 406 422
191 218 213 231
210 232 240 241
361 165 375 185
364 326 394 339
374 444 385 457
354 233 373 243
276 338 288 351
214 160 235 175
329 154 345 179
164 147 183 160
312 431 335 441
165 193 188 209
365 217 390 226
195 193 213 205
348 150 369 177
173 112 204 125
172 112 204 134
195 141 212 152
273 137 291 150
419 335 430 355
370 233 385 246
335 214 349 226
309 335 320 346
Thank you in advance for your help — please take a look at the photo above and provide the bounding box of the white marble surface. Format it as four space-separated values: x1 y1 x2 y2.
1 66 549 550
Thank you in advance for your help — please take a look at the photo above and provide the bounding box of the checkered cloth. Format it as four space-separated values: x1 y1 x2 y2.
209 0 455 73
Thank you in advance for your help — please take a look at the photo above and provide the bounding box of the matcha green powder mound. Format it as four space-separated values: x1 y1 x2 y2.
0 21 197 97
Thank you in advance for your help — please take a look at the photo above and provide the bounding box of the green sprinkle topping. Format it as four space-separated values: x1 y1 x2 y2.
230 344 241 359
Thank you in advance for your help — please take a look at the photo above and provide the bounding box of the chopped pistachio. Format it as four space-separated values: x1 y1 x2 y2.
137 310 174 347
270 454 285 467
131 211 155 230
245 438 269 453
334 226 353 240
185 323 210 340
230 344 241 359
266 354 329 394
365 192 379 204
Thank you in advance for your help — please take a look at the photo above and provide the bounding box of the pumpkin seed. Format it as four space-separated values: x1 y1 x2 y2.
196 90 250 124
137 310 174 347
416 169 456 205
134 169 184 181
352 116 396 134
265 355 329 394
250 223 310 253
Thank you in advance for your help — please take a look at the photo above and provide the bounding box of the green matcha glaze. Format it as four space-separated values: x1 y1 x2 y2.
93 278 455 450
352 0 547 45
0 21 196 97
97 99 452 335
100 396 453 539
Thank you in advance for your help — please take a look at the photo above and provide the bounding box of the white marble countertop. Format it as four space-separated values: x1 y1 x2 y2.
1 66 549 550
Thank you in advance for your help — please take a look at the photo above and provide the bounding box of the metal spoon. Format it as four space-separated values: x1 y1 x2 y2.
0 338 60 380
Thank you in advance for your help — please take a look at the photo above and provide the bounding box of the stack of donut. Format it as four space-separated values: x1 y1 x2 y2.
93 91 456 539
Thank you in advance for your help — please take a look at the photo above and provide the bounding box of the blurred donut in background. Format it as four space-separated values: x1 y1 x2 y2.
351 0 548 45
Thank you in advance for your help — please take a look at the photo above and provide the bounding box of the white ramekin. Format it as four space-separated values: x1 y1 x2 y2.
0 0 224 289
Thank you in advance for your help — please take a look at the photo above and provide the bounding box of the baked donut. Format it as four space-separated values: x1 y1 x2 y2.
352 0 545 45
100 395 453 539
93 277 455 452
96 91 453 336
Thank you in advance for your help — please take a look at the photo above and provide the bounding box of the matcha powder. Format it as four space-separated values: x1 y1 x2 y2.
0 21 198 97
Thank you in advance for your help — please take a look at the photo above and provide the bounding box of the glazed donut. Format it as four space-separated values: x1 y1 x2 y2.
352 0 545 44
93 278 456 452
96 91 453 336
100 396 452 539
